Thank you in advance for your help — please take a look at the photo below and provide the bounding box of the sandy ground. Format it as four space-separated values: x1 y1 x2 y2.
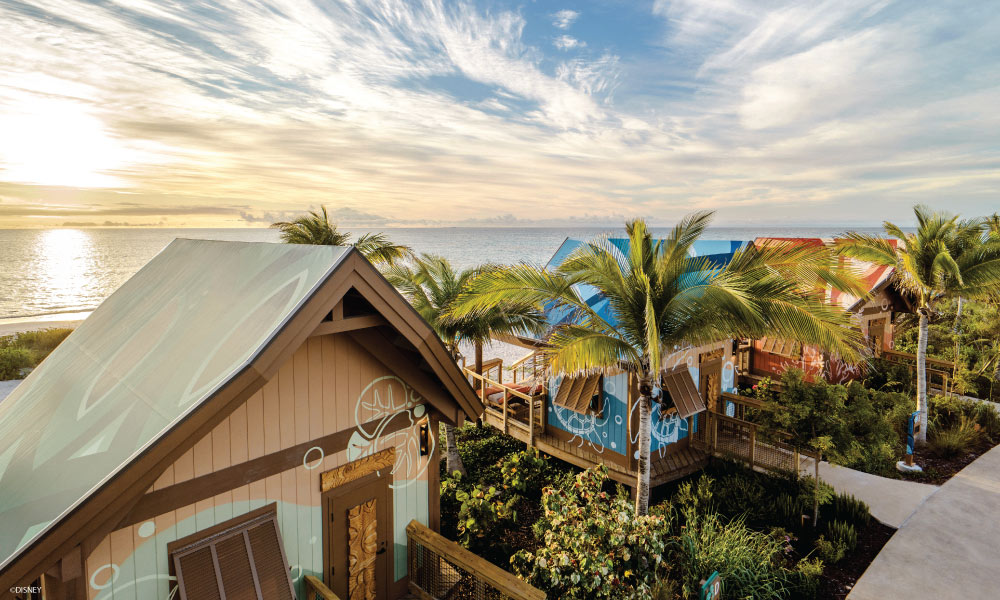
0 313 88 337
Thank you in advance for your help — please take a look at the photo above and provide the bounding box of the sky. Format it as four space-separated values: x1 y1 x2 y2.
0 0 997 228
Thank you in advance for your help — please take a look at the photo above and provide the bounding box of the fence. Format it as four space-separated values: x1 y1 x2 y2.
406 520 545 600
693 410 817 477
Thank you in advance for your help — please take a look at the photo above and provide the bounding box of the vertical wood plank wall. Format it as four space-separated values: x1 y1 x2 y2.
82 333 437 599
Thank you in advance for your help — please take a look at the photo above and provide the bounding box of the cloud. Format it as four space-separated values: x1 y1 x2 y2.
0 0 997 228
553 35 586 51
552 9 580 30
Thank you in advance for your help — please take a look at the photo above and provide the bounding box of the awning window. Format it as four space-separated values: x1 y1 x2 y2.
660 365 706 419
553 373 603 414
760 337 801 358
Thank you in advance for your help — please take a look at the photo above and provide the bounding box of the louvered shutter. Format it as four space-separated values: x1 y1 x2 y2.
170 504 295 600
553 374 602 414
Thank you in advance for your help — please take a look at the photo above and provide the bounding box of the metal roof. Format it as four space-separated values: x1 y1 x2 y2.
0 239 348 571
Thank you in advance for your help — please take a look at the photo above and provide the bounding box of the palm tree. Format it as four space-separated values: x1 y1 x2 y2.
271 206 412 266
838 206 1000 444
456 215 862 515
386 255 547 476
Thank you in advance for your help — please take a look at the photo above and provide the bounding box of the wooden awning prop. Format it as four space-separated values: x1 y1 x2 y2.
660 365 706 419
553 373 602 414
760 337 801 358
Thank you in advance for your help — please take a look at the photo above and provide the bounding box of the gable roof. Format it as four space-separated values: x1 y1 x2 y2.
0 239 479 585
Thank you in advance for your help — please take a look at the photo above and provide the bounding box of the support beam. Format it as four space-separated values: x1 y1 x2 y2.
310 314 387 337
349 329 460 424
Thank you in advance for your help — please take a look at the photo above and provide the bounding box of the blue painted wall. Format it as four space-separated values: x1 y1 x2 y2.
547 371 629 456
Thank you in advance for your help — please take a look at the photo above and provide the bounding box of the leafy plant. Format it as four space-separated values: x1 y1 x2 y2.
813 535 847 564
929 415 982 457
825 493 871 528
825 520 858 553
512 466 672 599
500 448 552 498
0 327 73 380
0 347 32 380
453 483 516 549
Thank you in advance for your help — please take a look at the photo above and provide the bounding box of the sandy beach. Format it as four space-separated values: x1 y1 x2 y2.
0 312 88 337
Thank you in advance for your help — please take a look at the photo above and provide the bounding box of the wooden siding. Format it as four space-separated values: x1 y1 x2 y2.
83 333 436 600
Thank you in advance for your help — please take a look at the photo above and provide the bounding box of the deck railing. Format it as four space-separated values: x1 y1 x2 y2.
881 349 953 393
304 575 341 600
463 367 544 442
509 350 544 384
692 409 817 477
406 520 545 600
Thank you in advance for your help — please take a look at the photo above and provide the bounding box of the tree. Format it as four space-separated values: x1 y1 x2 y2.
456 215 862 515
838 206 1000 444
385 255 546 476
270 206 412 266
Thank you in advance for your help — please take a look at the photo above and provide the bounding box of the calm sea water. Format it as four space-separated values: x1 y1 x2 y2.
0 226 890 320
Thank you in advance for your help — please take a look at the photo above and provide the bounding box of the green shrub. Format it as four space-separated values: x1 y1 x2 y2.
448 424 524 485
0 347 32 380
775 493 803 528
825 493 871 528
512 466 672 599
929 416 982 457
500 448 552 499
971 402 1000 440
793 557 824 598
453 483 515 549
814 535 847 564
826 520 858 553
673 509 799 600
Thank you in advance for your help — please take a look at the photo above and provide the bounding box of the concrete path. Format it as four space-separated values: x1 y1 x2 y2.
799 459 939 528
848 444 1000 599
0 379 22 404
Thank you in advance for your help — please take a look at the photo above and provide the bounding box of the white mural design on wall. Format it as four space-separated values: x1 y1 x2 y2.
348 375 434 490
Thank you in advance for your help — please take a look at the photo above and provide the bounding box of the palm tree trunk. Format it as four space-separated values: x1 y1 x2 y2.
474 342 484 375
951 297 964 395
916 307 930 445
444 344 467 477
635 388 652 516
443 422 466 477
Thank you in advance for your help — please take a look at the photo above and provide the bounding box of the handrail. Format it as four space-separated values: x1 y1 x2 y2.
305 575 341 600
882 349 954 370
406 520 546 600
462 367 536 402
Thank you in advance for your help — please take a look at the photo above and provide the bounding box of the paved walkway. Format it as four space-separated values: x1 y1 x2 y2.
0 379 21 404
848 444 1000 599
798 459 939 528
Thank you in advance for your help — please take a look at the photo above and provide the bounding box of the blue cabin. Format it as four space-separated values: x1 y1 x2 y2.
472 238 748 488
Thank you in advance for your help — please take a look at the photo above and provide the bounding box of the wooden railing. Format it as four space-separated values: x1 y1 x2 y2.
509 350 544 383
305 575 341 600
692 410 817 477
463 367 544 443
720 391 762 421
882 349 953 393
406 520 545 600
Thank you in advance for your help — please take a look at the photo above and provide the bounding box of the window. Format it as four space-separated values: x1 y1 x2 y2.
168 503 295 600
553 374 603 416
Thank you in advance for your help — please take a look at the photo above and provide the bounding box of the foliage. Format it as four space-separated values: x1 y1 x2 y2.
0 347 32 380
825 493 871 528
813 535 847 564
512 466 672 599
826 520 858 552
500 448 553 498
929 415 982 457
741 376 776 402
0 327 72 380
451 478 517 550
269 206 412 265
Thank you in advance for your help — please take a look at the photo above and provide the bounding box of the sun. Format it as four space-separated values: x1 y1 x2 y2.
0 97 130 188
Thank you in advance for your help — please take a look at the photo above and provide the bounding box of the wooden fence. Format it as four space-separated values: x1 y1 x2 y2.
882 349 953 393
463 367 544 442
407 520 545 600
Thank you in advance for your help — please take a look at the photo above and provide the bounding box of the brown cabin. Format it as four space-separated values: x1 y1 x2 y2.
0 240 481 600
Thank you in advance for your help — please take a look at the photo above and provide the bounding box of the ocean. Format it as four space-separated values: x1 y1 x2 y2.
0 226 891 321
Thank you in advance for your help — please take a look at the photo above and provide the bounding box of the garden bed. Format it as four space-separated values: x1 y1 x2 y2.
440 423 896 599
903 437 998 485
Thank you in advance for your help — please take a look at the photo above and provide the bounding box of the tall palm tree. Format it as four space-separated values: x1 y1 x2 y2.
386 255 547 476
271 206 412 266
456 215 862 515
838 206 1000 443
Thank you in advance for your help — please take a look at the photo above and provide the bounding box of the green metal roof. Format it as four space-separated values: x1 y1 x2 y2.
0 239 348 570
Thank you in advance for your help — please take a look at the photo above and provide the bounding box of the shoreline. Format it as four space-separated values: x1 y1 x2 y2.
0 312 89 336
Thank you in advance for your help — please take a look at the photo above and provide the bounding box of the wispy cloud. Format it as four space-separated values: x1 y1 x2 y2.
553 35 586 51
552 9 580 30
0 0 996 228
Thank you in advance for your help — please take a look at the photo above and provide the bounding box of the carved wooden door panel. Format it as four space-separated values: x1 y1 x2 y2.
700 358 722 413
324 470 392 600
868 318 887 355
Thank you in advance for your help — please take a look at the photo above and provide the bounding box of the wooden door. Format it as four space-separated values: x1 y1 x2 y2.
699 358 722 413
324 470 393 600
868 318 887 355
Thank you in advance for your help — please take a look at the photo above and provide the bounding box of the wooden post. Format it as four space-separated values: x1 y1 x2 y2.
794 448 800 477
749 426 757 469
712 415 718 452
528 394 535 445
503 389 509 434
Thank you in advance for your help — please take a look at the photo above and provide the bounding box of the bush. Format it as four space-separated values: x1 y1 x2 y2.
814 535 846 564
673 508 800 600
0 347 33 380
500 448 553 499
825 520 858 553
446 423 524 486
512 466 672 599
825 493 871 528
929 416 982 457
